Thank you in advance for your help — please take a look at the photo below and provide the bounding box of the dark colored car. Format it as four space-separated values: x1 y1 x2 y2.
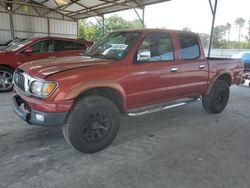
0 36 93 92
0 38 16 46
232 52 250 71
0 38 27 51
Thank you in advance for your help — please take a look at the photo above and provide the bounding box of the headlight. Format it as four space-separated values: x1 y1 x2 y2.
30 81 57 97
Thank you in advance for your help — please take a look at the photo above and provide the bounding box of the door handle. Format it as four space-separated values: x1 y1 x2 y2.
199 65 205 69
170 67 178 72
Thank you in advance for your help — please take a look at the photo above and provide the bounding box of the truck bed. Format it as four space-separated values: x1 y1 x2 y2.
207 57 244 85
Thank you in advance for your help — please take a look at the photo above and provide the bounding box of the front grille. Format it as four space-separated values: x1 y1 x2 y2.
14 71 25 92
244 62 250 71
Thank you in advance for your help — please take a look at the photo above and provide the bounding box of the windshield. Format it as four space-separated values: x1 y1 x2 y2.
85 31 140 60
4 39 32 52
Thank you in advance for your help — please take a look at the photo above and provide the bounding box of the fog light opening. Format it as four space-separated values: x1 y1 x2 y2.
35 114 44 122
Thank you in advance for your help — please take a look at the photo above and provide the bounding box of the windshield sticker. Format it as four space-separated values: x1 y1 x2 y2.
110 44 128 50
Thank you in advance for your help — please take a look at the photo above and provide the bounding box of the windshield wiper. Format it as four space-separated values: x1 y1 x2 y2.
84 53 116 60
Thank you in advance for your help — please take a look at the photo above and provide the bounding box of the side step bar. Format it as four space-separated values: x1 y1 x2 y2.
127 97 201 117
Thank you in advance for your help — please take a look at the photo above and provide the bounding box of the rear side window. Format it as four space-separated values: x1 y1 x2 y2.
54 40 86 51
178 35 200 60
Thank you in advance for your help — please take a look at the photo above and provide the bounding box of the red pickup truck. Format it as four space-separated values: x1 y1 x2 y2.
12 29 244 153
0 36 93 92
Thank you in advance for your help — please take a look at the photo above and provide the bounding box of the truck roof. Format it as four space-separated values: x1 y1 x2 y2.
110 28 197 36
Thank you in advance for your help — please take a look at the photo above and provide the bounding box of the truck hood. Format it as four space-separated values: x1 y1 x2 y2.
0 51 15 56
19 56 112 78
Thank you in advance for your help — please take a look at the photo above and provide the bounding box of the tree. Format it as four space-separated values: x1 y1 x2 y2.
248 20 250 40
105 15 142 32
182 27 191 32
213 25 227 48
198 33 210 48
235 17 245 48
245 20 250 47
225 22 231 46
79 20 102 41
79 15 142 41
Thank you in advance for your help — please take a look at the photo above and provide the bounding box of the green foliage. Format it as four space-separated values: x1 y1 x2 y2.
79 15 142 42
212 25 227 48
79 15 250 49
104 15 142 32
79 20 102 41
235 17 245 28
182 27 191 32
199 33 210 48
235 17 245 48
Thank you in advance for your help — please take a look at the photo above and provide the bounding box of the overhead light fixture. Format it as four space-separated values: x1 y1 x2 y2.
6 0 13 11
55 0 68 5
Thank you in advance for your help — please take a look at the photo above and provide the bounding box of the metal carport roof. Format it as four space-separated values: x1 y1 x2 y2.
2 0 171 20
1 0 218 57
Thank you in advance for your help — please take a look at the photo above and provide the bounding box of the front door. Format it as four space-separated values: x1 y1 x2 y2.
17 39 55 65
127 32 181 109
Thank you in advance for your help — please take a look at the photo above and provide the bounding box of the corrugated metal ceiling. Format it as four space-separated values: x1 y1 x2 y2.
10 0 171 20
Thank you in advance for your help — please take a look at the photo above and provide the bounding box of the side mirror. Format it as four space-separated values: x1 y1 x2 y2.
24 47 34 53
137 50 151 61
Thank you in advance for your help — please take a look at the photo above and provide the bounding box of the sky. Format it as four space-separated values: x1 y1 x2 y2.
102 0 250 41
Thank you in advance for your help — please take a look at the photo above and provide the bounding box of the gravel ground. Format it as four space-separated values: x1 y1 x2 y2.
0 85 250 188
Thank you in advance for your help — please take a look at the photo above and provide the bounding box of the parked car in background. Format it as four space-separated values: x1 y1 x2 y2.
0 37 18 46
0 37 93 92
0 38 17 46
232 51 250 71
0 38 27 51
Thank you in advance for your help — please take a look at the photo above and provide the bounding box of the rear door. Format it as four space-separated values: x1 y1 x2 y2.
127 32 181 109
177 34 208 97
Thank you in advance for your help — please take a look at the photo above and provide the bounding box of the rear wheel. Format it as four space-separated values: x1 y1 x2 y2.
202 80 230 114
62 95 120 153
0 66 13 93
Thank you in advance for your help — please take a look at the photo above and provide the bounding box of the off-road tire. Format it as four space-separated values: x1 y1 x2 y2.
0 66 13 93
202 80 229 114
62 95 120 153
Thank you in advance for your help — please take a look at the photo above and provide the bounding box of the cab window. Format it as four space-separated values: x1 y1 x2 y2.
136 32 174 63
178 35 200 60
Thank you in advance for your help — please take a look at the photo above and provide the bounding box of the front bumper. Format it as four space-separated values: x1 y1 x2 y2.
12 95 68 127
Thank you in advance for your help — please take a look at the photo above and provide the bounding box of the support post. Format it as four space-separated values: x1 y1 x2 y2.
9 13 14 39
134 7 145 28
95 15 105 36
47 18 50 36
208 0 218 58
142 6 145 28
102 15 105 35
76 19 79 38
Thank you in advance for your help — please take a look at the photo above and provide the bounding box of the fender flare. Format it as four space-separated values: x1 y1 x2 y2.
205 70 232 95
64 80 127 110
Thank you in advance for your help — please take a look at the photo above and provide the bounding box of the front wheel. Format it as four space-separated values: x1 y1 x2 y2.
0 66 13 93
62 95 120 153
202 80 230 114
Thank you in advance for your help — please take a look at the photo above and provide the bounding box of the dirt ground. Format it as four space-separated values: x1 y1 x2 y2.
0 85 250 188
